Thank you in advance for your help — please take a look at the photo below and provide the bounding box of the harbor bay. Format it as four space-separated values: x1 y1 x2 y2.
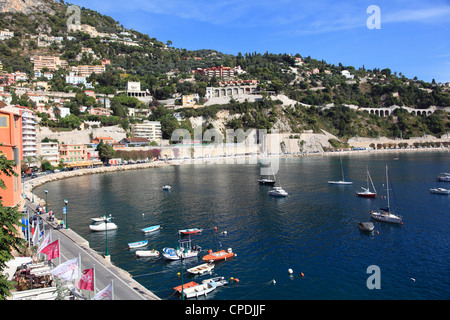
34 151 450 300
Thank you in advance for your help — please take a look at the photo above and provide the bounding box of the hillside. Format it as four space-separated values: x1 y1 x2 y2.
0 0 449 143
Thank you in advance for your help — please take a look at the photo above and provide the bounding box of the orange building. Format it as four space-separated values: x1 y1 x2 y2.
0 109 22 207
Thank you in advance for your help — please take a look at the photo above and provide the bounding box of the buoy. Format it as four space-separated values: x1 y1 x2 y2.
234 278 239 283
376 231 379 235
288 268 293 274
214 227 217 231
230 277 234 281
411 278 416 282
401 222 403 225
177 272 180 276
300 272 305 277
223 231 227 235
208 249 212 254
234 253 237 257
272 279 276 285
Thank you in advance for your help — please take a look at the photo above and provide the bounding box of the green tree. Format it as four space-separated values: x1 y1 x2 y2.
96 140 116 163
0 152 26 300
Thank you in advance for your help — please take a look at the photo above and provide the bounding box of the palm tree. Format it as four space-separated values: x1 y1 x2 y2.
34 155 46 171
21 156 36 172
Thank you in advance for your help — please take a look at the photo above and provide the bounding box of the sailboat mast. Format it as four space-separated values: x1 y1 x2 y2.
386 165 390 210
340 157 345 181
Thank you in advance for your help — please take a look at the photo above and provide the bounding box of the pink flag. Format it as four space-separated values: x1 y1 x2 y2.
40 239 60 260
76 268 94 291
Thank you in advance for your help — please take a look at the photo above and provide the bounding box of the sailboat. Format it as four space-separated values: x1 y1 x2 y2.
328 156 353 185
370 165 402 224
357 166 377 198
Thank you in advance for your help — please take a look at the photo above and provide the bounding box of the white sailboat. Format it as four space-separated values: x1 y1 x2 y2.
357 166 377 198
370 165 402 224
328 156 353 185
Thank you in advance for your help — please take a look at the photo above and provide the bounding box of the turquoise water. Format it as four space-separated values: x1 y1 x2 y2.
35 151 450 299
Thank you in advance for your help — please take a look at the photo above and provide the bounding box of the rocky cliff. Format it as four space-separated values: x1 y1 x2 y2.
0 0 57 14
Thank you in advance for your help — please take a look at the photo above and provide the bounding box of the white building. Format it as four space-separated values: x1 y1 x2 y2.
66 72 87 86
37 142 59 166
0 29 14 40
131 120 162 141
341 70 355 79
126 81 153 105
59 107 71 118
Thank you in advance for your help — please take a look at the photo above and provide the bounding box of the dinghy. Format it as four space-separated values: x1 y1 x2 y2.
141 225 161 233
202 276 228 287
135 249 160 258
187 263 214 275
128 240 148 249
89 221 118 231
358 222 375 232
202 248 235 262
179 228 202 235
180 281 217 299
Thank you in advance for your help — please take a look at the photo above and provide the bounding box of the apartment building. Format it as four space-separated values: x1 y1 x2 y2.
0 109 22 207
66 72 87 85
2 106 37 159
74 65 105 77
38 142 59 166
32 55 68 71
59 144 87 164
131 121 162 142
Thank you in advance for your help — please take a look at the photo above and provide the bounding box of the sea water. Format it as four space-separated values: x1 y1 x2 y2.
35 151 450 299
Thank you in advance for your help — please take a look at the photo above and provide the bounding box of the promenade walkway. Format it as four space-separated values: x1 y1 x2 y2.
24 200 160 300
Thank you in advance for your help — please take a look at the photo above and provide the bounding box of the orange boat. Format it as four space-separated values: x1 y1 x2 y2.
202 248 235 262
173 281 198 293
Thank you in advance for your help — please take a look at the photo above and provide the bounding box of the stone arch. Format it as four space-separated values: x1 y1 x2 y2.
221 89 226 96
214 89 220 97
233 88 239 95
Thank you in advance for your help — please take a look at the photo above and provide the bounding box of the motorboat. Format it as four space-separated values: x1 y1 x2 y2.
162 239 202 260
430 187 450 195
174 281 198 294
437 172 450 182
202 276 228 287
180 281 217 299
179 228 202 235
89 221 118 231
187 263 214 275
258 178 276 186
328 156 353 185
135 249 160 258
90 215 112 222
162 185 171 190
141 225 161 233
202 248 235 262
356 166 377 198
370 165 402 224
128 240 148 249
358 222 375 232
268 186 289 197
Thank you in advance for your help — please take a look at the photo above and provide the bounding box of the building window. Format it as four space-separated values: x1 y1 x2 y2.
0 116 7 127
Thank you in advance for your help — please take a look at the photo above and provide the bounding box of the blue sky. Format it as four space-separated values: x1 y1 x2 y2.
68 0 450 83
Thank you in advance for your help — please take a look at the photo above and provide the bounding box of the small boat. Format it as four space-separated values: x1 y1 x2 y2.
174 281 198 293
187 263 214 275
202 276 228 287
135 249 160 258
358 222 375 232
162 239 202 260
162 185 171 190
90 215 112 222
357 166 377 198
268 186 289 197
128 240 148 249
202 248 235 262
181 281 217 299
141 225 161 233
370 165 402 224
89 221 118 231
179 228 202 235
328 156 353 185
437 172 450 182
430 187 450 195
258 178 276 185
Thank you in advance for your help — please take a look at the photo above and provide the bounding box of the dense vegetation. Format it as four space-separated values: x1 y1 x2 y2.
0 0 449 141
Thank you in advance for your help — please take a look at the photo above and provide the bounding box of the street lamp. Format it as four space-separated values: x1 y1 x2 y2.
64 199 68 229
105 218 110 257
44 189 48 213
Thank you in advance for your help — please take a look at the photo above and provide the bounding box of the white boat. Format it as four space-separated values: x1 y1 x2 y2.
358 222 375 232
89 221 118 231
162 185 171 190
437 172 450 182
258 178 276 185
370 165 402 224
268 186 289 197
187 263 214 275
162 239 202 260
128 240 148 249
356 166 377 198
182 281 217 299
141 225 161 233
430 187 450 195
202 276 228 287
135 249 160 258
90 215 112 222
328 156 353 185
